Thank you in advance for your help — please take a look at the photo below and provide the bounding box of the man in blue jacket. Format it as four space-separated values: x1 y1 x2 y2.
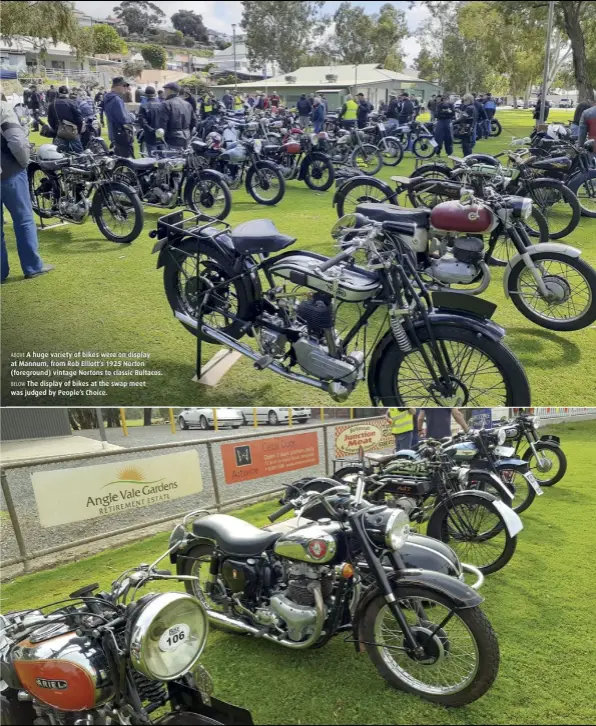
312 96 326 133
483 92 497 138
103 76 135 158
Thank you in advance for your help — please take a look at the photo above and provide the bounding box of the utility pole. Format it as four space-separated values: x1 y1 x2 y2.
539 0 556 125
232 23 238 94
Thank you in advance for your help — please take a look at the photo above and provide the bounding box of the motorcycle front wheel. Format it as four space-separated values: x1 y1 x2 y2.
186 175 232 220
522 442 567 486
245 162 285 205
489 119 502 137
362 586 499 706
351 144 383 175
335 177 397 217
507 251 596 331
568 169 596 218
92 182 144 244
373 325 531 406
379 137 404 167
303 156 335 191
412 137 437 159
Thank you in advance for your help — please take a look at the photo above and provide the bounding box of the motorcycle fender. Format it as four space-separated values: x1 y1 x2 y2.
193 168 228 185
503 243 582 298
493 458 529 473
466 468 515 501
155 230 236 270
171 537 211 566
567 168 596 194
351 569 483 653
165 680 254 726
540 434 560 445
297 151 326 181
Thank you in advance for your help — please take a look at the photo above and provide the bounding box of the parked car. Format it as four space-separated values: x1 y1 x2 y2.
237 407 312 426
559 98 572 108
177 407 243 430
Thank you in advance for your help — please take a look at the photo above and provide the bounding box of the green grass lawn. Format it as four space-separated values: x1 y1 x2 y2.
3 420 596 725
2 110 595 407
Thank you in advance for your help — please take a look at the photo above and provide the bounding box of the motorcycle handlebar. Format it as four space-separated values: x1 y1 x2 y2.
318 245 357 273
268 500 294 523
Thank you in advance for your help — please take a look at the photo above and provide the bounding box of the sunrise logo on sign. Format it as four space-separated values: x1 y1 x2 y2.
102 466 165 490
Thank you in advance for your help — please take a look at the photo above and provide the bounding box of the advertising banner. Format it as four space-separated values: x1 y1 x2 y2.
335 419 394 458
31 450 202 527
221 432 319 484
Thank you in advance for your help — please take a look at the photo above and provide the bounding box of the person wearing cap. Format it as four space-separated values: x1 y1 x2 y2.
47 85 84 154
356 92 372 129
137 86 163 155
397 91 414 125
104 76 135 158
159 82 193 149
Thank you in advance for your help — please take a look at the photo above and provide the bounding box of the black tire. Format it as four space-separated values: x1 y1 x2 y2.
362 586 500 706
373 325 531 407
379 137 404 167
526 179 581 240
185 174 232 221
350 144 383 176
200 415 210 430
522 442 567 486
27 163 59 218
466 471 514 509
412 137 438 159
568 170 596 218
487 209 549 267
162 240 252 340
432 494 518 574
179 416 189 430
92 182 144 244
489 118 502 137
495 468 536 514
179 544 232 631
245 162 285 205
407 176 459 208
303 156 335 191
268 410 279 425
408 163 451 180
507 251 596 331
336 177 396 218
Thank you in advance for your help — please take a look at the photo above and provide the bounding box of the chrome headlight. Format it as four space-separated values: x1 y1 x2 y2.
529 415 541 429
129 593 208 681
496 428 507 446
521 198 533 220
103 157 116 171
385 508 410 551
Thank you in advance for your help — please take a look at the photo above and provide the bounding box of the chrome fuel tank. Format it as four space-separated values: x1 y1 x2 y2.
274 521 341 564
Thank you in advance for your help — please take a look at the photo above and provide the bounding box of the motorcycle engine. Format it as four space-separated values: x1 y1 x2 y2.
429 245 482 284
59 196 89 222
260 312 288 358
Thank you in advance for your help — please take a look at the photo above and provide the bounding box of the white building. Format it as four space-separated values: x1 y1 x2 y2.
212 35 278 79
0 38 89 74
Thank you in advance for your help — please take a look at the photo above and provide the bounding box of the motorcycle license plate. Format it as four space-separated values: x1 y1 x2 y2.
524 471 544 496
378 123 385 131
492 499 524 537
494 446 515 458
429 139 439 148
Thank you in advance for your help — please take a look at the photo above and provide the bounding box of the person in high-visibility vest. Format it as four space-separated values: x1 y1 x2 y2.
339 94 358 130
201 94 215 119
386 407 416 451
234 93 244 111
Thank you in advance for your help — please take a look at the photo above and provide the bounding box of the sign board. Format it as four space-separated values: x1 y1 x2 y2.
469 408 493 430
221 432 319 485
31 450 202 528
335 420 394 458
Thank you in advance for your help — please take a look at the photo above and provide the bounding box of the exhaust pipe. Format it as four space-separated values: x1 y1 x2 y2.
175 311 328 392
204 586 326 650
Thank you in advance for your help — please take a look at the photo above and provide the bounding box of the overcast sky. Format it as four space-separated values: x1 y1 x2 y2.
74 1 428 65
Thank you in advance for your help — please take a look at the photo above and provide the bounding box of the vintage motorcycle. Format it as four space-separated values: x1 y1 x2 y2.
360 119 405 167
170 483 500 706
112 142 232 221
28 144 144 244
261 131 335 191
500 411 567 486
151 209 531 406
0 560 254 725
325 127 384 176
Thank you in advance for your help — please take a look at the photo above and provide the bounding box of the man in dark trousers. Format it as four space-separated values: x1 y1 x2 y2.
94 87 105 125
397 91 414 125
46 84 57 105
103 76 135 158
385 93 400 131
483 92 497 138
47 85 84 153
427 94 438 121
297 93 312 128
159 82 193 149
472 92 488 142
456 93 478 156
137 86 163 155
434 94 455 156
26 84 42 131
356 92 372 129
417 408 469 441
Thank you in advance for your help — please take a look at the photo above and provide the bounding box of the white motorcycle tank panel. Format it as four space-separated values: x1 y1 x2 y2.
269 255 382 302
402 225 429 253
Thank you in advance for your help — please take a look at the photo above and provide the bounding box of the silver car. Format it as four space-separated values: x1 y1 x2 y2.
237 407 312 426
178 408 243 431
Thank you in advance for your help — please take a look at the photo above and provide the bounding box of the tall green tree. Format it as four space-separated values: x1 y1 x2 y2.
140 43 167 69
241 1 328 74
0 0 78 49
113 1 165 37
87 24 128 55
171 9 208 43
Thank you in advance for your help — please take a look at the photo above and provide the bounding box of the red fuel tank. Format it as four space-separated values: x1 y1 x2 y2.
430 200 494 234
283 141 302 155
12 631 113 711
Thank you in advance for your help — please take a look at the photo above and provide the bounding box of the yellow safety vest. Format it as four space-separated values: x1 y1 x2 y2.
234 95 243 110
203 100 213 112
343 99 358 121
388 408 413 435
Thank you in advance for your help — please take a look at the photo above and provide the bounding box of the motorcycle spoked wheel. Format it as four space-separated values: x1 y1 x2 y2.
407 176 458 208
92 182 144 244
486 208 550 267
162 242 250 341
27 165 59 218
507 251 596 331
350 144 384 176
412 138 438 159
186 177 232 221
373 325 531 407
525 179 581 240
522 442 567 486
112 165 142 196
379 137 404 167
336 177 396 217
495 467 536 514
408 163 451 180
362 586 500 706
303 156 335 191
489 119 502 137
434 494 518 574
245 163 286 205
568 170 596 218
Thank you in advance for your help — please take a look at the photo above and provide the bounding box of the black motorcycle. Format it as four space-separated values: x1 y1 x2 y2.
170 483 500 706
500 411 568 486
150 209 531 406
112 143 232 220
261 132 336 191
0 560 253 725
28 148 144 244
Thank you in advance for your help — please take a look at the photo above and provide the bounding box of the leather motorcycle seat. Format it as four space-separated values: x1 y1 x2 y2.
231 219 296 255
37 157 69 171
193 514 281 556
365 452 396 464
191 140 208 152
119 158 157 170
356 203 430 228
263 144 281 152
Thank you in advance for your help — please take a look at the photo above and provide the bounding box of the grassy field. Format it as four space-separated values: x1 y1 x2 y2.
2 419 596 725
2 109 595 407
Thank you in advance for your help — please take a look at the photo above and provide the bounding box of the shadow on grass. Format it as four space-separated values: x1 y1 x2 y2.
506 327 582 368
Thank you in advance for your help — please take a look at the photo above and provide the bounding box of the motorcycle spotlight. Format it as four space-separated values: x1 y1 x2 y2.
530 415 541 429
363 507 411 551
128 593 208 681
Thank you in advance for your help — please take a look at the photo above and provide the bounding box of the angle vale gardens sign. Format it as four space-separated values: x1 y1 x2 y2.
31 450 202 527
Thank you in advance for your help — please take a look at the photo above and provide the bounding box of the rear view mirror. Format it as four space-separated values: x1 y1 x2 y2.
331 213 359 239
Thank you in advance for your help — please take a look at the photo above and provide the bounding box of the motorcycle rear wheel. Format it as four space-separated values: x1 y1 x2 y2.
362 586 499 706
413 137 437 159
336 177 396 217
487 209 549 267
373 325 531 407
525 179 581 240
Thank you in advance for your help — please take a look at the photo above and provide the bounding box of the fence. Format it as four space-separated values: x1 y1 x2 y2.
0 416 390 575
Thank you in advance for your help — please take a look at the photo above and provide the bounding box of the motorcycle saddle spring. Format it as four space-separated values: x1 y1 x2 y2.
390 312 413 353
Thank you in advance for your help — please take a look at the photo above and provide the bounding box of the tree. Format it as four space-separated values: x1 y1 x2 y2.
89 24 128 55
241 1 328 74
113 1 165 37
123 60 145 77
171 9 208 43
216 40 232 50
414 47 437 82
141 44 167 70
372 4 408 70
0 1 78 50
184 37 195 48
